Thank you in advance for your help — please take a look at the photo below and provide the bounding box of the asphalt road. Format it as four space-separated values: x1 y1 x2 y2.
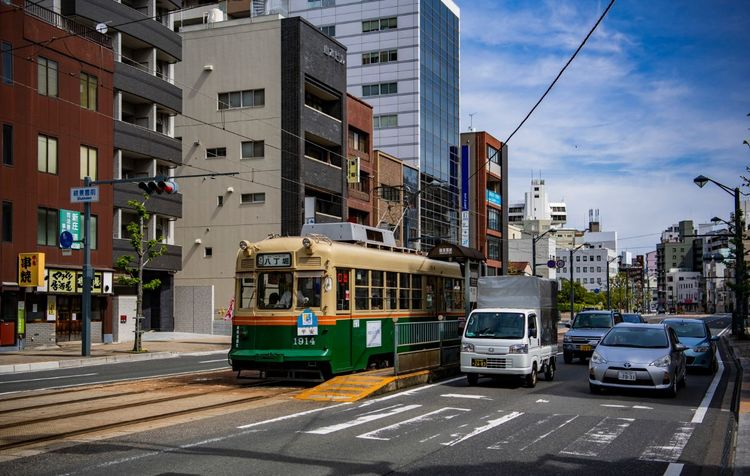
0 352 231 395
1 314 736 476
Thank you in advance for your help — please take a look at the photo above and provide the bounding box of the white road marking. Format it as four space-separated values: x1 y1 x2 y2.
600 404 653 410
0 372 98 384
560 417 634 457
442 411 523 446
358 407 470 440
692 350 724 424
440 393 490 400
303 404 422 435
198 358 227 363
237 402 351 429
489 413 555 448
664 463 684 476
520 415 578 452
358 376 465 407
640 422 694 462
601 404 627 408
632 405 654 410
536 399 549 403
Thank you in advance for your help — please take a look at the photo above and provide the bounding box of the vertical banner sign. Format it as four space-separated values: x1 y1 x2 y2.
17 301 25 334
47 295 57 321
18 253 45 287
60 209 82 249
461 145 470 247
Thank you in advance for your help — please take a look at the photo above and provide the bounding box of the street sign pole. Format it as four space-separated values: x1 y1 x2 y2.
82 176 92 357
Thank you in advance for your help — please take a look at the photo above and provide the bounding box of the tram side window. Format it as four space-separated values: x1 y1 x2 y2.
386 272 398 310
371 270 383 310
399 273 410 309
355 268 369 310
296 276 321 308
446 278 464 310
257 271 292 309
336 268 350 311
239 275 255 309
411 275 423 310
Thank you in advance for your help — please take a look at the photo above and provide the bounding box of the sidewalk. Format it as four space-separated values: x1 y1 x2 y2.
728 334 750 474
0 332 230 375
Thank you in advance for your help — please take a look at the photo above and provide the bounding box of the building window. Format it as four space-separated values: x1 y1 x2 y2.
1 201 11 242
362 17 397 33
206 147 226 159
487 236 501 261
1 42 12 84
204 247 213 258
2 124 11 165
80 72 97 111
348 128 368 153
37 207 58 246
308 0 335 7
37 135 58 174
362 82 397 97
241 141 264 159
38 57 58 97
374 114 398 129
487 145 500 165
241 193 265 204
80 145 97 180
487 208 500 231
218 89 264 110
320 25 336 36
362 49 397 65
217 196 224 207
576 255 580 262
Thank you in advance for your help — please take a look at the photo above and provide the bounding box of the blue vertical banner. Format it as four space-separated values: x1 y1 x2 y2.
461 145 470 246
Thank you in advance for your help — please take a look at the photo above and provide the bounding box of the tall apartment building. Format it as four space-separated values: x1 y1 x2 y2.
460 131 508 275
656 220 702 310
174 15 349 320
61 0 184 333
177 0 460 250
0 1 114 347
508 178 567 232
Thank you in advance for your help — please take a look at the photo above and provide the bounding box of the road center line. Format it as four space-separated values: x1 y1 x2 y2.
440 393 490 400
692 350 724 424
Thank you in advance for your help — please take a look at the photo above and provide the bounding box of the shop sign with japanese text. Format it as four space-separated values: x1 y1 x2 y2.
18 253 45 287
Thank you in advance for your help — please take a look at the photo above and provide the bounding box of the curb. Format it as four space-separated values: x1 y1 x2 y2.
736 356 749 474
0 351 177 375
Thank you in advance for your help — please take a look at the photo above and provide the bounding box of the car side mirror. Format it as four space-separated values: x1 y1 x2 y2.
710 335 720 342
674 344 687 352
564 322 571 329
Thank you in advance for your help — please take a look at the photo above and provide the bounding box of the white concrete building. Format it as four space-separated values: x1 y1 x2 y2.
508 178 567 231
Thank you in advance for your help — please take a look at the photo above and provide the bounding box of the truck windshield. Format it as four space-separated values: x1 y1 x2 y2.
464 312 525 339
572 313 612 329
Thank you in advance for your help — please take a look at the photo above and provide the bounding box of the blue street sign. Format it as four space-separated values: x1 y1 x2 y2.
547 259 556 268
594 288 600 294
60 231 74 249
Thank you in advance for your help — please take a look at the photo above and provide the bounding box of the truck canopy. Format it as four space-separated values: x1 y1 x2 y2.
476 276 559 346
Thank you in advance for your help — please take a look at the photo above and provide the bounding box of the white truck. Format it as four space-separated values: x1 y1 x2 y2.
460 276 559 387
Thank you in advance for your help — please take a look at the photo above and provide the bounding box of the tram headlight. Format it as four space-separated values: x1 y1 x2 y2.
239 240 249 251
302 237 313 254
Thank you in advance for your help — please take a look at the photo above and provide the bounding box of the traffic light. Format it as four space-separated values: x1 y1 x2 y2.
138 178 179 195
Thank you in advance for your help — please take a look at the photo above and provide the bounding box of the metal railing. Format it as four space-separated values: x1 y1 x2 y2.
24 1 112 48
393 319 461 375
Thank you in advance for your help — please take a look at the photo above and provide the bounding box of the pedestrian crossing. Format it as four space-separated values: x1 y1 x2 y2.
290 403 696 464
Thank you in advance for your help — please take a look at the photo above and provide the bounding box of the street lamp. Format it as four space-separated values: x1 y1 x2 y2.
569 243 587 319
606 255 619 310
527 228 557 277
694 174 746 337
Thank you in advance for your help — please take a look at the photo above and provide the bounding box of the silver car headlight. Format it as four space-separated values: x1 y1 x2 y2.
590 350 607 365
693 345 710 353
462 342 475 352
508 344 528 354
563 334 572 343
649 354 671 368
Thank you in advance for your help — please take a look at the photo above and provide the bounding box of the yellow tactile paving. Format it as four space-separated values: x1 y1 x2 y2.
295 374 397 402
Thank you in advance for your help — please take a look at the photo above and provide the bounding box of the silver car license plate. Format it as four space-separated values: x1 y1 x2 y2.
618 370 636 381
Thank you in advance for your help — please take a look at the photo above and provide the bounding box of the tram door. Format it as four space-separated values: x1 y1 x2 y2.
335 268 353 370
55 296 81 342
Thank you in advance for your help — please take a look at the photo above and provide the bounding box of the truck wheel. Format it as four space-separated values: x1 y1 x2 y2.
544 359 556 381
466 373 479 386
525 364 538 388
563 352 572 364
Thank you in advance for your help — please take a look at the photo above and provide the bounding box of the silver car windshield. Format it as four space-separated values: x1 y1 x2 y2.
572 313 612 329
465 312 525 339
601 327 669 348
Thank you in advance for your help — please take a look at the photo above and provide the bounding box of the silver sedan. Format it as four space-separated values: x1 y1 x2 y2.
588 323 687 397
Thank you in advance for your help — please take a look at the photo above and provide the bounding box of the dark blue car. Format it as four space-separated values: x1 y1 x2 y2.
663 318 719 373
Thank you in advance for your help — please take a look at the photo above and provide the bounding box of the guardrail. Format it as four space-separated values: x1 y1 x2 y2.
393 320 461 375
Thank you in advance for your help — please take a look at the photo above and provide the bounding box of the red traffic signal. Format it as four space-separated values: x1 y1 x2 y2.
138 179 179 195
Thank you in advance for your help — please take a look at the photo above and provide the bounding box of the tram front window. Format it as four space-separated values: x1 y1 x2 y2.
296 276 321 308
257 271 293 309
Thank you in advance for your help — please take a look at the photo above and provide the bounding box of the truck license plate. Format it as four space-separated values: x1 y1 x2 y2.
618 370 636 381
580 345 592 351
472 358 487 367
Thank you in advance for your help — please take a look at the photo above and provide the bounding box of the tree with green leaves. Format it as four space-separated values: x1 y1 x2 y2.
115 197 166 352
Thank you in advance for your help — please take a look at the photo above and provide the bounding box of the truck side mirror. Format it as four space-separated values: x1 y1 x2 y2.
528 328 537 338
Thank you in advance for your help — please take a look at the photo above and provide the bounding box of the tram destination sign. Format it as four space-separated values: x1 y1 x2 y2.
257 253 292 268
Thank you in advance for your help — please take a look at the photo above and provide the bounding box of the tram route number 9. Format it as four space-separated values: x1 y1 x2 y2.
293 337 316 346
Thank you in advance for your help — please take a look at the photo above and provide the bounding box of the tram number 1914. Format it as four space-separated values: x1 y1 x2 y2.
293 337 316 346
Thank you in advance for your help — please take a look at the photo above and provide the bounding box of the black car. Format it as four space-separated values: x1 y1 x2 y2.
622 312 646 323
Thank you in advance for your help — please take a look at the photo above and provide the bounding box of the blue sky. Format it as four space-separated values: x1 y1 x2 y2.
459 0 750 254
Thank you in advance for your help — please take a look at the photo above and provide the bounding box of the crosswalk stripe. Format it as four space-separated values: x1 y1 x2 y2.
640 423 694 462
441 411 524 447
559 417 634 457
519 414 579 452
303 404 422 435
357 407 470 441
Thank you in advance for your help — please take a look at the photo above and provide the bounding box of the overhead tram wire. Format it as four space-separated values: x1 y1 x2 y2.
467 0 617 183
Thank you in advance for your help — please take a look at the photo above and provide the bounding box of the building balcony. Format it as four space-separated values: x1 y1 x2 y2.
113 239 182 272
114 62 182 113
61 0 181 61
114 121 182 166
302 106 343 145
114 182 182 219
